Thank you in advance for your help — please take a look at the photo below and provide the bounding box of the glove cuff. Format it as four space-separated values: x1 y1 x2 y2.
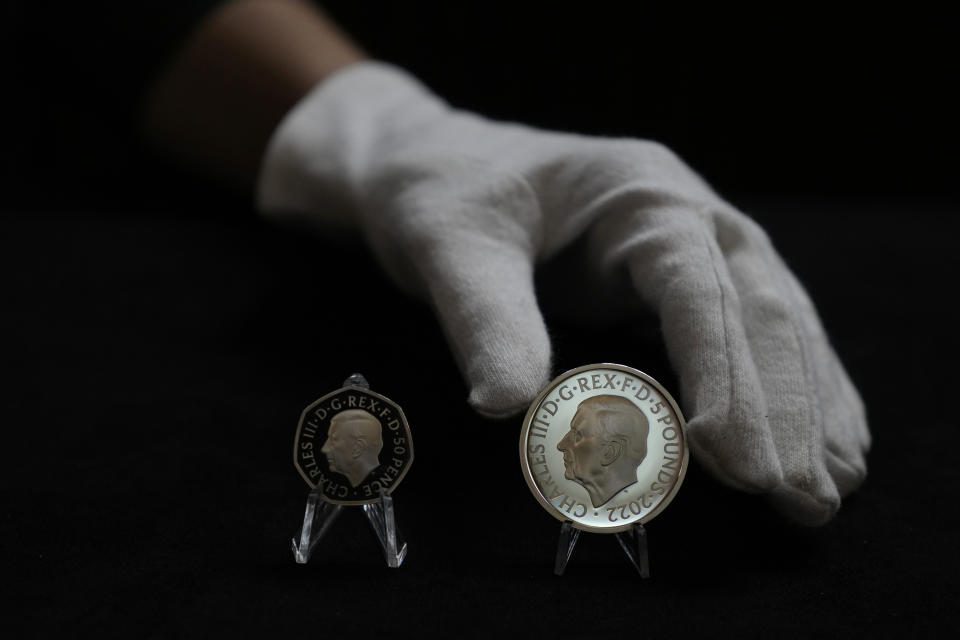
256 61 447 229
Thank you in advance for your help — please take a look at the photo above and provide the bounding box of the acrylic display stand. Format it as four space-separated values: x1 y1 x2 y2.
291 488 407 568
554 521 650 578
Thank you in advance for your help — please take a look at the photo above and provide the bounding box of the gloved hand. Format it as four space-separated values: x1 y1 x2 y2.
257 62 869 525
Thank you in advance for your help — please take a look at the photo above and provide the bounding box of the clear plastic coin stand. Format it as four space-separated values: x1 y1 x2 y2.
291 488 407 568
554 521 650 578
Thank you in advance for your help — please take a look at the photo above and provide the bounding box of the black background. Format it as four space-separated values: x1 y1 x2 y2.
4 2 959 209
3 1 959 637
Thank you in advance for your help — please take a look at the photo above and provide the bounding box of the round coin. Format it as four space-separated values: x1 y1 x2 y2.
294 382 414 506
520 363 688 533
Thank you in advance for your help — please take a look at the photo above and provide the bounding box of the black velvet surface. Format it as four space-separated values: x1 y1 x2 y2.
4 198 958 636
4 1 959 636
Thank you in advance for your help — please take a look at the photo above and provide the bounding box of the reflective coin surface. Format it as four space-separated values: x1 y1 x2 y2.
520 363 688 533
293 380 413 506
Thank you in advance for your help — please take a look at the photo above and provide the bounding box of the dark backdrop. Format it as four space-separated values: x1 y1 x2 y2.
327 2 959 200
3 2 959 637
3 1 958 210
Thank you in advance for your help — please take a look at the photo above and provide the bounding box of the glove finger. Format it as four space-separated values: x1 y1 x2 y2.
596 203 784 494
822 357 870 497
714 209 842 524
777 258 870 496
362 158 551 419
418 232 551 418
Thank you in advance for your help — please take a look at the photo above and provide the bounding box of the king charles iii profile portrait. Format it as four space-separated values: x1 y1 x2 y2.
321 409 384 487
557 395 650 508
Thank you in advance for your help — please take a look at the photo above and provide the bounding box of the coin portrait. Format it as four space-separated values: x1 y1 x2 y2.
558 395 650 508
321 409 384 488
294 384 414 505
520 364 688 532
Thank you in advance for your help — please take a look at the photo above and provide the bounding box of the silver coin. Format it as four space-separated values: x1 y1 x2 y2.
293 381 414 506
519 363 688 533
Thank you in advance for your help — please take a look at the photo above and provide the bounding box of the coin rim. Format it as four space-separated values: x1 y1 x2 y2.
519 363 689 533
293 384 415 506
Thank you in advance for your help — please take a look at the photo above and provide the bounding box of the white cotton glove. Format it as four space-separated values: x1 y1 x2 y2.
257 61 870 525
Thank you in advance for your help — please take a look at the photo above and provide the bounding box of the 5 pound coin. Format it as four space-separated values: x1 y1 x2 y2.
520 363 688 533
